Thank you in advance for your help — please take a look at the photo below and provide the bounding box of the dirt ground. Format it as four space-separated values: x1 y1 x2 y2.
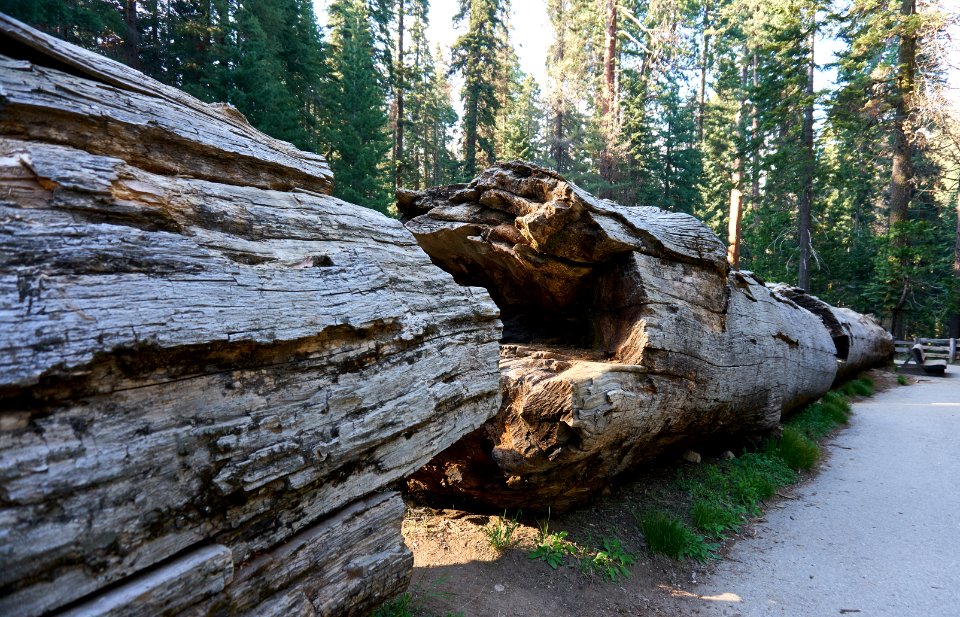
399 369 902 617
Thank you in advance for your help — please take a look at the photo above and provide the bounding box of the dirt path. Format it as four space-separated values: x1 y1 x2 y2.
667 375 960 616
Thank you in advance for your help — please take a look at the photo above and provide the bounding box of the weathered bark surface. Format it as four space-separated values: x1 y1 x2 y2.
0 17 501 617
401 161 840 510
769 284 894 381
0 15 333 195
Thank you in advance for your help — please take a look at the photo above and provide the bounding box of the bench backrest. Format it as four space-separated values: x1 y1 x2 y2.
912 344 926 365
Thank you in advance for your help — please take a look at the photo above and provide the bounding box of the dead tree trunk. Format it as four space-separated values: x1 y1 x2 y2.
0 15 501 617
398 162 865 511
728 62 749 268
798 17 815 290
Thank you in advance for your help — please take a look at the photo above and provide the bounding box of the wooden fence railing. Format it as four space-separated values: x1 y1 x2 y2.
894 338 958 362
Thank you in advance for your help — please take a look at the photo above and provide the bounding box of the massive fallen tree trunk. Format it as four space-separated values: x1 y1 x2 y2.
0 16 501 617
769 284 894 380
400 162 850 511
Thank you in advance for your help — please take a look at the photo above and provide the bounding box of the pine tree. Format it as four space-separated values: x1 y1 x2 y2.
498 73 544 162
451 0 509 178
228 4 300 142
327 0 393 212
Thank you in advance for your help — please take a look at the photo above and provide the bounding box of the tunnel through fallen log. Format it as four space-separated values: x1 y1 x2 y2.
399 162 856 511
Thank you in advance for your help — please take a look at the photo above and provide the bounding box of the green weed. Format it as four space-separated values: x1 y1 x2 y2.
691 497 744 538
765 426 819 471
897 374 908 385
839 377 874 397
583 536 636 581
372 593 414 617
371 593 463 617
484 511 520 551
528 515 575 569
669 382 871 558
726 453 796 513
371 579 464 617
787 392 851 441
638 510 717 562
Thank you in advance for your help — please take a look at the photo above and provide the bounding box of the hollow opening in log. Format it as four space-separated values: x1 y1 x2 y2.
498 256 638 353
772 284 850 360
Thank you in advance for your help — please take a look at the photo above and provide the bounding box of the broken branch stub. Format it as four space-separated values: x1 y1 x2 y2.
401 161 843 510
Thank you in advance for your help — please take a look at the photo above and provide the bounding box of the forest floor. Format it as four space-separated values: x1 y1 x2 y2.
394 368 958 616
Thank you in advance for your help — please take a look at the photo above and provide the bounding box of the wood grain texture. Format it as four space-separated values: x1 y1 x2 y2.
0 19 501 615
0 137 500 615
768 283 894 381
57 545 235 617
402 162 856 510
0 15 332 195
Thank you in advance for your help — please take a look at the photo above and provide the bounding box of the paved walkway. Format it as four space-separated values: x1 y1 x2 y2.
671 375 960 617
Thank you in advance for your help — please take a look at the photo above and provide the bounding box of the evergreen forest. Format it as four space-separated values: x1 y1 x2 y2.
2 0 957 338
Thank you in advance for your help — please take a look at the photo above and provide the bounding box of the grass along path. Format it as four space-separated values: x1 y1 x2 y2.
376 375 882 617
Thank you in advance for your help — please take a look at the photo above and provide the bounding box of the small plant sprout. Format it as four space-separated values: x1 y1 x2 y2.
484 510 521 551
528 509 575 569
897 374 908 386
584 537 636 582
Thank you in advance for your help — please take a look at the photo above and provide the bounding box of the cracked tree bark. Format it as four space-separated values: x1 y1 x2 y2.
0 16 501 617
399 161 886 511
768 284 894 381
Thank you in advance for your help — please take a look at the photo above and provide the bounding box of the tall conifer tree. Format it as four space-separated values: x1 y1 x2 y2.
327 0 393 212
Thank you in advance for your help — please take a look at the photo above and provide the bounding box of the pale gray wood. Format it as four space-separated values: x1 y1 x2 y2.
181 492 411 617
56 545 234 617
0 138 501 615
0 19 332 195
402 162 860 510
768 283 894 380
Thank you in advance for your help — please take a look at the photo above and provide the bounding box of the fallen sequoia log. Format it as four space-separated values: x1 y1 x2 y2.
399 161 889 511
0 16 501 617
769 284 894 381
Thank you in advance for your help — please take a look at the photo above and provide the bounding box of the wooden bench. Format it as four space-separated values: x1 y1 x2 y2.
898 344 947 376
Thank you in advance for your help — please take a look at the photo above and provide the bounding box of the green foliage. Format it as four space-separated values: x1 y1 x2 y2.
789 390 853 442
528 529 574 569
11 0 956 329
0 0 124 50
691 497 744 539
637 511 717 563
498 74 544 163
841 378 875 398
450 0 509 177
583 537 636 581
484 511 520 551
528 514 575 569
897 374 909 386
327 0 393 212
677 383 871 556
372 592 415 617
680 452 797 517
765 426 820 471
371 589 464 617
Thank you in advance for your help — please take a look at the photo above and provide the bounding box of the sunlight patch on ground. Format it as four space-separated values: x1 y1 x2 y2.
659 585 742 603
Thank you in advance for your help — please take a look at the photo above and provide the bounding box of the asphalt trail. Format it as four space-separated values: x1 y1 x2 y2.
671 375 960 617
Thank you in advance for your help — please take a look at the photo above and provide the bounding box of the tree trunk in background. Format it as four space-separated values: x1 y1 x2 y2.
727 63 748 268
598 0 617 190
698 0 711 143
750 53 760 226
798 18 815 290
394 0 405 188
951 187 960 338
888 0 917 338
123 0 139 69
